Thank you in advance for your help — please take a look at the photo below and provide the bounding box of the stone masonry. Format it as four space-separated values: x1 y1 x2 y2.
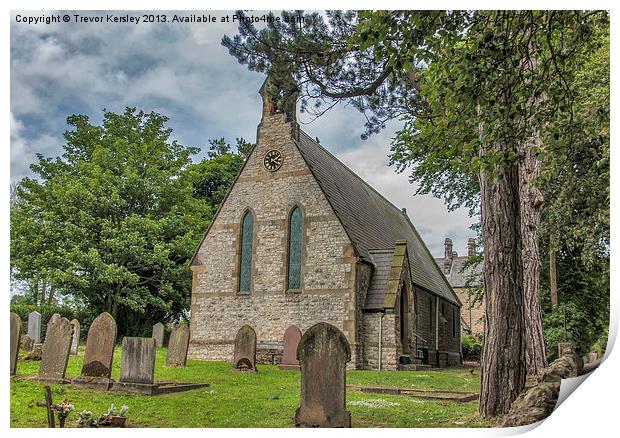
189 110 358 366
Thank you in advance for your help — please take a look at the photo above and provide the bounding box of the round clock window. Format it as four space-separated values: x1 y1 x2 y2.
263 149 283 172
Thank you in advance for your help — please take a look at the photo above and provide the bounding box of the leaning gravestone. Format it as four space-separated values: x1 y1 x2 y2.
152 322 164 348
39 316 73 383
233 325 257 372
279 325 302 371
10 313 22 376
70 319 80 355
21 334 34 352
72 313 117 389
120 337 157 385
166 324 190 367
28 311 41 343
294 322 351 428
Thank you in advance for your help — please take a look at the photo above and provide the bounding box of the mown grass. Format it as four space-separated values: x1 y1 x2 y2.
10 346 489 428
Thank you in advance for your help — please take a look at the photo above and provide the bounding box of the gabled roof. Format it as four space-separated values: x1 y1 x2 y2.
295 131 461 306
434 256 483 288
364 249 394 310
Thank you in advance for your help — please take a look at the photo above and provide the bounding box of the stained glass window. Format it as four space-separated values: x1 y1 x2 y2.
239 211 254 293
287 207 303 290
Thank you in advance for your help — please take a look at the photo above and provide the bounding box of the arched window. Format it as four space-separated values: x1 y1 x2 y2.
239 210 254 293
287 206 303 290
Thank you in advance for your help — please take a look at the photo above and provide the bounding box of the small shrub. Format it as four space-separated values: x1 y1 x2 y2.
462 334 483 361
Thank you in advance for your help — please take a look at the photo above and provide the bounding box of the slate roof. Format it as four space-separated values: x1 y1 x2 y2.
434 256 482 288
364 250 394 310
296 131 461 306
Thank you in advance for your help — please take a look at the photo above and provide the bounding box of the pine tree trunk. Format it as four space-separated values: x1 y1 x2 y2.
550 237 558 308
478 144 527 418
41 275 47 305
33 276 39 305
518 134 548 375
48 285 55 305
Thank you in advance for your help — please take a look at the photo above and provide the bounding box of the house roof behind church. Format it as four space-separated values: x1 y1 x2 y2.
296 131 460 306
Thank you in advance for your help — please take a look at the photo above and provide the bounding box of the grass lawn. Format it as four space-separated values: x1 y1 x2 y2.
10 346 489 428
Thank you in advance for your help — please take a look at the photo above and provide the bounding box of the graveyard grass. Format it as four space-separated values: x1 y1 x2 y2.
10 347 489 428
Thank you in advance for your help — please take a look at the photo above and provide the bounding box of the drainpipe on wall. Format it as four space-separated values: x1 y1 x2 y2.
435 296 440 366
378 312 384 371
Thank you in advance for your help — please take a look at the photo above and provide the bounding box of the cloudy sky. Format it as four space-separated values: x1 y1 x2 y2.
10 10 476 257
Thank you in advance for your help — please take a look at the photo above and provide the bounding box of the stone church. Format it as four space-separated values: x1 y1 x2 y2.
188 79 462 370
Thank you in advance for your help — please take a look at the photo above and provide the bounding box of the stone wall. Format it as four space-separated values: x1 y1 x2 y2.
360 312 399 370
189 112 360 366
455 287 485 336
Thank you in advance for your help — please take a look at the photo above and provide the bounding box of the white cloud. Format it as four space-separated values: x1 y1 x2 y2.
10 10 476 256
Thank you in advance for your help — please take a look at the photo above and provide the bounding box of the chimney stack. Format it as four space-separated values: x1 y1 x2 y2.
467 238 476 257
444 238 453 260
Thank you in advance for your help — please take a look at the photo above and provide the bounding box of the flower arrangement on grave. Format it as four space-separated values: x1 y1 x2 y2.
97 403 128 427
51 399 74 428
76 410 97 428
76 404 128 428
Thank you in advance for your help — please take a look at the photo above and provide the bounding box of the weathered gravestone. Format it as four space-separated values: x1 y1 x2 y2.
279 325 302 371
72 312 117 389
21 334 34 352
28 311 41 343
39 317 73 383
152 322 164 348
120 337 157 385
45 313 61 341
10 312 22 376
70 319 80 355
233 325 257 372
295 322 351 428
166 324 190 367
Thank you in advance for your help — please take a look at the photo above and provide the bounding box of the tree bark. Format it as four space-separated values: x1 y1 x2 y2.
40 275 47 305
518 134 548 375
550 237 558 308
478 142 527 418
48 285 55 305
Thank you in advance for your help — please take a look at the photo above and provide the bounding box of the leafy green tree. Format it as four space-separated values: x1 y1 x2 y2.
11 108 211 337
223 10 608 417
186 137 251 210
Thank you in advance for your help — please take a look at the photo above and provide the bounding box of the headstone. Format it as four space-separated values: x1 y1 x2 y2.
21 334 34 352
233 325 257 372
39 316 73 383
80 312 117 378
166 324 190 367
583 352 598 364
28 311 41 343
120 337 156 384
10 312 22 376
279 325 302 371
70 319 80 355
294 322 351 428
24 344 43 361
152 322 164 347
45 313 61 340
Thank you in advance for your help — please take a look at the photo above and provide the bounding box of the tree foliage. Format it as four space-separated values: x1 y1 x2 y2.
10 109 246 337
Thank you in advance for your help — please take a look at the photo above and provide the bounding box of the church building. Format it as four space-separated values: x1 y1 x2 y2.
188 79 462 370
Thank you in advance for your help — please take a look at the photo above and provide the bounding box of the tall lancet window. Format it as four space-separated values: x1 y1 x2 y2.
287 206 303 290
239 210 254 293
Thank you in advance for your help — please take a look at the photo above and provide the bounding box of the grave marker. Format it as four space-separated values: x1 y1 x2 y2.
166 324 190 367
70 319 80 355
28 311 41 343
279 325 302 371
10 312 22 376
120 337 156 385
233 325 257 372
152 322 164 348
39 316 72 383
294 322 351 428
